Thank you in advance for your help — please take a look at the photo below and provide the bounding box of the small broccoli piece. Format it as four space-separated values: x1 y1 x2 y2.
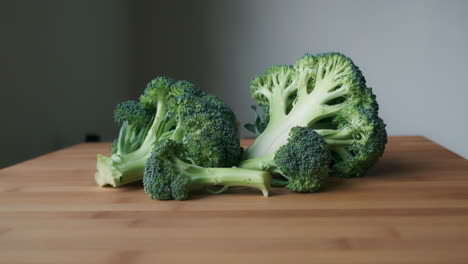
324 106 387 177
238 127 330 192
95 77 242 187
164 92 242 167
113 100 152 155
144 140 271 200
274 127 330 192
244 53 386 177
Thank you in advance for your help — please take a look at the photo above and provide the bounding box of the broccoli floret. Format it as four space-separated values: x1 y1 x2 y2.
274 127 330 192
239 127 330 192
326 106 387 177
95 77 242 187
144 140 271 200
112 100 152 155
165 92 242 167
244 53 386 177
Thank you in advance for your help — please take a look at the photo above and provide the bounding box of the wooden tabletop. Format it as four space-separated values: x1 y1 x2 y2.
1 136 467 264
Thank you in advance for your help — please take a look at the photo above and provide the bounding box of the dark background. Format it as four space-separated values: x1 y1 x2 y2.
1 0 467 168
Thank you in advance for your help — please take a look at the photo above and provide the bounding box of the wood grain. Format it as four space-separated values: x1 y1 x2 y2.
0 136 467 264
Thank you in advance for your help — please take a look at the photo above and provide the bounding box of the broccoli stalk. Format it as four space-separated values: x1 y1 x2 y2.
171 160 271 198
244 53 386 177
144 140 271 200
95 99 159 187
95 154 147 187
236 153 275 172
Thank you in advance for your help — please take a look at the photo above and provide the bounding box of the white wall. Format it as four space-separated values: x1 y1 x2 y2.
0 0 131 168
197 0 468 158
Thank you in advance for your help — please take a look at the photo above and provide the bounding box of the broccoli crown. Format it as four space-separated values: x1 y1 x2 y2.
244 52 387 178
137 77 242 168
274 127 330 192
144 140 271 200
112 100 153 155
138 77 241 167
167 92 237 125
143 139 188 200
165 92 242 167
330 106 387 177
139 77 201 111
114 100 152 126
96 76 242 187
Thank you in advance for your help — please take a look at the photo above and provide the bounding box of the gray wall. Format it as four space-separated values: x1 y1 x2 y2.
205 0 468 158
0 0 131 168
133 0 468 158
1 0 467 168
129 0 212 97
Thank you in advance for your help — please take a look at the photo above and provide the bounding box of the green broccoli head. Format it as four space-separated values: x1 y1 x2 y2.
143 139 187 200
164 92 242 167
114 100 152 126
274 127 330 192
144 140 271 200
139 77 174 111
96 77 242 187
112 100 153 155
329 106 387 177
250 65 295 113
244 52 386 178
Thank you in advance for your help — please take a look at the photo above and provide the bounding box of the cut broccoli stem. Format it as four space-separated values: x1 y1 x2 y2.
173 158 271 197
95 154 148 187
95 100 169 187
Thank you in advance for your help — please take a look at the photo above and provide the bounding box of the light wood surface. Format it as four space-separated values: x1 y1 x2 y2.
1 136 467 264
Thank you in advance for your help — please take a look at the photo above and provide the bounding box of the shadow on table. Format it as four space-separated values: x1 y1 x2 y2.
118 181 143 191
113 156 419 198
366 157 420 178
320 156 420 192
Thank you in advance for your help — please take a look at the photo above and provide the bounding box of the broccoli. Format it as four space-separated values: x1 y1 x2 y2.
244 53 387 177
144 139 271 200
95 77 242 187
111 100 153 157
239 126 330 192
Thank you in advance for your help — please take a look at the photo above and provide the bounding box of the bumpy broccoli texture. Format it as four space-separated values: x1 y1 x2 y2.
143 140 271 200
95 52 387 200
95 77 242 187
238 126 330 192
244 53 387 178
